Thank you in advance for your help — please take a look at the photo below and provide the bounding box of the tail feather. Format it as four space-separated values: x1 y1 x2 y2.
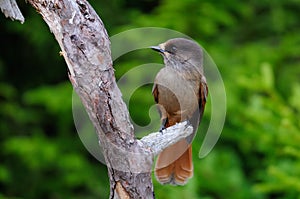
155 142 193 185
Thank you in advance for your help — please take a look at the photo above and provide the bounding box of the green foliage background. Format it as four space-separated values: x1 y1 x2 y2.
1 0 300 198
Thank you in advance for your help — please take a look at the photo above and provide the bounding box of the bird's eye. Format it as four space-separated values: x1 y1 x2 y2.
165 45 177 54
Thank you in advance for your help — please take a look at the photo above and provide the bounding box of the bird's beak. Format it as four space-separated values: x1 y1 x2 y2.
150 45 165 53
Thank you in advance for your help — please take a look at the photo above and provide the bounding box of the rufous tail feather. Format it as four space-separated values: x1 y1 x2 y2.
155 141 193 185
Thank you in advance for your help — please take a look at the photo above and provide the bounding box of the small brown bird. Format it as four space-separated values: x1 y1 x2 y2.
151 38 208 185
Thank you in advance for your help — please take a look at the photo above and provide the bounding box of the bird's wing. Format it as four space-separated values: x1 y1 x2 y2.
199 77 208 118
186 76 208 144
152 83 159 103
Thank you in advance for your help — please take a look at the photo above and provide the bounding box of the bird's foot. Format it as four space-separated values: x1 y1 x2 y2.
159 126 166 134
159 118 168 134
184 119 192 126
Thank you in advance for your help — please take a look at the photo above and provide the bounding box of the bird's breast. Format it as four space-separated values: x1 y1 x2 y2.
154 67 200 120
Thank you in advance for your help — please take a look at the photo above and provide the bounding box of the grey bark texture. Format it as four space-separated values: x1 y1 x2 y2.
6 0 194 198
0 0 25 23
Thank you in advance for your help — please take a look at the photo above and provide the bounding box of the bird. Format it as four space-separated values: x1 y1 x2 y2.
151 38 208 185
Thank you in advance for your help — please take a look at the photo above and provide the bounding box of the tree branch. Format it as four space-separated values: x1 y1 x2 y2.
140 121 193 156
0 0 24 23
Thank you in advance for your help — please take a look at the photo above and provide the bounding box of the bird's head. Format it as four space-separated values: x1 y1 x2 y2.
151 38 203 74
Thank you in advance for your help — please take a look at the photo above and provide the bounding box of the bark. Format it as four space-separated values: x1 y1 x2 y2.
14 0 194 198
0 0 24 23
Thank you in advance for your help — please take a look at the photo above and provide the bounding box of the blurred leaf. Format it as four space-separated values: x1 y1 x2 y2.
23 82 72 114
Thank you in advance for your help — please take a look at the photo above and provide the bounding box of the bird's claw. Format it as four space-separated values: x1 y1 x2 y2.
184 119 192 126
159 126 166 134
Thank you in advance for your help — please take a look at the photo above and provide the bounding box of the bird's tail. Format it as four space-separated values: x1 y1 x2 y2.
155 139 193 185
